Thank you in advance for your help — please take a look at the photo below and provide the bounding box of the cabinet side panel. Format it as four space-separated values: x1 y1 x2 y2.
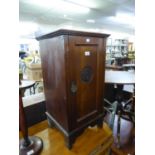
39 36 68 131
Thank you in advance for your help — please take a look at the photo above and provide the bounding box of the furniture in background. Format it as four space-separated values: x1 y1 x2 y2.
26 63 42 81
105 64 123 71
104 70 135 148
103 100 118 155
105 70 134 85
22 92 46 127
128 42 135 63
19 80 43 155
103 100 118 131
106 38 128 59
106 38 135 65
20 60 44 95
37 29 110 149
19 80 36 96
115 57 130 66
122 63 135 71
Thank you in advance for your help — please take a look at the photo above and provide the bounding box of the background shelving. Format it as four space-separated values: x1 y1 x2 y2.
106 38 135 64
106 38 128 59
128 42 135 60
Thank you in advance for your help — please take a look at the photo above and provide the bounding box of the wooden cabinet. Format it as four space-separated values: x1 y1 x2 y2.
36 29 109 149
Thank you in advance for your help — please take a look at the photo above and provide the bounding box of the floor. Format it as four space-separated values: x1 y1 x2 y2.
20 116 134 155
20 121 114 155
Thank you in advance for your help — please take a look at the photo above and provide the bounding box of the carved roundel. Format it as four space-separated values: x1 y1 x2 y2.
80 66 93 83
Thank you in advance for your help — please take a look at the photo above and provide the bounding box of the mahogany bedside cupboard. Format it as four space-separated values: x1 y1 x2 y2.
36 29 110 149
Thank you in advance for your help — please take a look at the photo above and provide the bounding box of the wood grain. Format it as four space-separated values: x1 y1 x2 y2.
20 121 113 155
38 29 109 148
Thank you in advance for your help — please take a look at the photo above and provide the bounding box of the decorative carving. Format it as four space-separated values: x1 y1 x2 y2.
81 66 93 83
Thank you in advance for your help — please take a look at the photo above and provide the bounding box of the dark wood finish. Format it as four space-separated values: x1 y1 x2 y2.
21 121 113 155
20 120 134 155
19 81 43 155
36 29 110 40
37 29 109 148
19 136 43 155
19 92 30 146
24 101 46 127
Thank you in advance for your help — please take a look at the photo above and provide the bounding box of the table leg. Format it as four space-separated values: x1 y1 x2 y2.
117 110 121 148
19 93 31 147
19 91 43 155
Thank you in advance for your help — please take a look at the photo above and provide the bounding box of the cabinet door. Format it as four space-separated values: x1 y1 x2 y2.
67 36 106 128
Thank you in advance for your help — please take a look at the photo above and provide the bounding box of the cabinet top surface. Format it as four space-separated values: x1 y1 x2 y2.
36 29 110 40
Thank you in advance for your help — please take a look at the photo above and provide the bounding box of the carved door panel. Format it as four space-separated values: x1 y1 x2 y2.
68 36 105 128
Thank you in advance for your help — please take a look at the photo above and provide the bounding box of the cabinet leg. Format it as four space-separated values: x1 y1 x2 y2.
47 116 55 128
65 135 75 149
97 118 103 128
